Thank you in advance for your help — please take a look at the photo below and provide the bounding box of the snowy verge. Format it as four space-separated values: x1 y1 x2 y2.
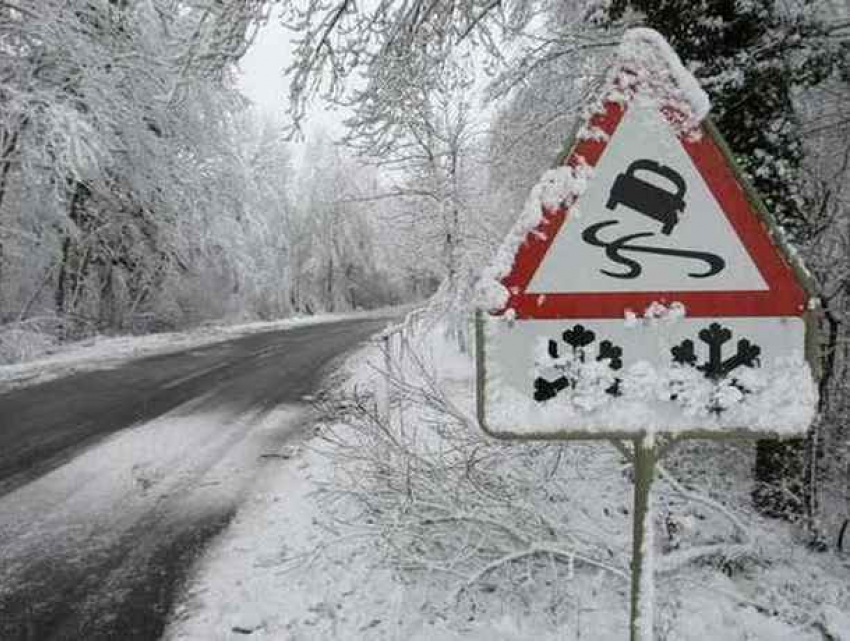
0 308 401 393
164 340 445 641
165 322 850 640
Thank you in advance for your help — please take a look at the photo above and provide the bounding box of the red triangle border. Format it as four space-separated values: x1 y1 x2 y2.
500 102 808 319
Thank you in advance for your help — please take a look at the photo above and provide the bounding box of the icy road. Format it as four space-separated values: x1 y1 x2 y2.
0 316 388 640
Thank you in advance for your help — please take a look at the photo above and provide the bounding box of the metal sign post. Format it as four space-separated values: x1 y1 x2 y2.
629 438 655 641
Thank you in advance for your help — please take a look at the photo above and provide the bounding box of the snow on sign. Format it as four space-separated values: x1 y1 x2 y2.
476 28 818 440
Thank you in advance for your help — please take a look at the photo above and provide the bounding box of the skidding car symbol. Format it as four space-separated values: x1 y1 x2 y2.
606 159 686 235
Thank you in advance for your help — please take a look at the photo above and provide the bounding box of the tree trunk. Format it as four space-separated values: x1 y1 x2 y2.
55 182 93 334
752 439 806 519
0 128 20 317
805 305 842 539
325 253 334 312
55 235 72 318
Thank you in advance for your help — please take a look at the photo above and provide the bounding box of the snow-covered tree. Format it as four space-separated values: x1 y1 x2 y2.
1 1 401 357
287 132 398 314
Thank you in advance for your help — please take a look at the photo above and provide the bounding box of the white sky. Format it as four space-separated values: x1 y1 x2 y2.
237 11 344 139
237 13 290 119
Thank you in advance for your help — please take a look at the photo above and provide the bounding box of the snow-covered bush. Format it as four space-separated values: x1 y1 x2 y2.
306 322 843 636
0 319 59 365
315 381 627 628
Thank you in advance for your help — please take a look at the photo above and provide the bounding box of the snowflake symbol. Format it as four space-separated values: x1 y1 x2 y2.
534 324 623 402
670 323 762 414
671 323 761 380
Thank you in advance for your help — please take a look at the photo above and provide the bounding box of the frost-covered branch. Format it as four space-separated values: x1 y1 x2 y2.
454 544 629 602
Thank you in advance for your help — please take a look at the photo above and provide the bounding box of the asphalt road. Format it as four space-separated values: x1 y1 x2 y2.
0 315 390 640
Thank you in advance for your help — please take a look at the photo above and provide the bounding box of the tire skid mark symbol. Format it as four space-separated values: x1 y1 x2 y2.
582 220 726 280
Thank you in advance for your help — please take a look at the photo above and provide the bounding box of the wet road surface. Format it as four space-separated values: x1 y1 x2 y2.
0 316 389 640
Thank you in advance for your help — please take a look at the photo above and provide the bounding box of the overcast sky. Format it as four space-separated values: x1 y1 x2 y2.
237 13 290 118
237 12 344 139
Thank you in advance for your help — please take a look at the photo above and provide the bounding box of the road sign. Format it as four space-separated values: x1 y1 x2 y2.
475 30 818 440
475 27 820 641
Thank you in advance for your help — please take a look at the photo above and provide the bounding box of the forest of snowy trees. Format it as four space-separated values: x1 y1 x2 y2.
1 1 849 522
0 2 419 365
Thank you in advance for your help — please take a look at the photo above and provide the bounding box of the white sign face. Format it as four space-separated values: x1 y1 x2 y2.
527 104 768 294
479 314 815 438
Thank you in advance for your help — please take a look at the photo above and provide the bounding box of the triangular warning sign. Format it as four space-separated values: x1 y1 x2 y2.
476 28 817 441
496 53 808 321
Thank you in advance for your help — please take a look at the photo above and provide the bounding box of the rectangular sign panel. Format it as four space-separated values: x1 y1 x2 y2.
477 312 814 439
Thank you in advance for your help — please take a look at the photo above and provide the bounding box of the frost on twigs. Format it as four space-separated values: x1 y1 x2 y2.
475 164 592 312
580 27 710 140
307 325 841 636
313 331 633 630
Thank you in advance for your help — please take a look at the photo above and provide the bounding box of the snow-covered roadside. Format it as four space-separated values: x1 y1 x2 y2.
0 308 400 393
0 400 308 567
164 427 407 640
164 342 433 640
165 336 534 641
166 433 565 641
165 325 850 641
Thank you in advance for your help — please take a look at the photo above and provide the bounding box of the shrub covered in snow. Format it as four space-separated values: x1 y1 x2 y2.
308 321 850 638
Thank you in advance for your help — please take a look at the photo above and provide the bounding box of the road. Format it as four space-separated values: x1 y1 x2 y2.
0 315 390 640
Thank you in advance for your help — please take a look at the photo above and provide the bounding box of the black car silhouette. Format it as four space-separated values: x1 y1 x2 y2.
606 159 686 235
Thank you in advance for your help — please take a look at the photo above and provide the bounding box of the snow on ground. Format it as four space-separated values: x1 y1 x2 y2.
0 392 317 640
0 396 309 568
0 308 400 393
164 429 406 640
165 322 850 640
